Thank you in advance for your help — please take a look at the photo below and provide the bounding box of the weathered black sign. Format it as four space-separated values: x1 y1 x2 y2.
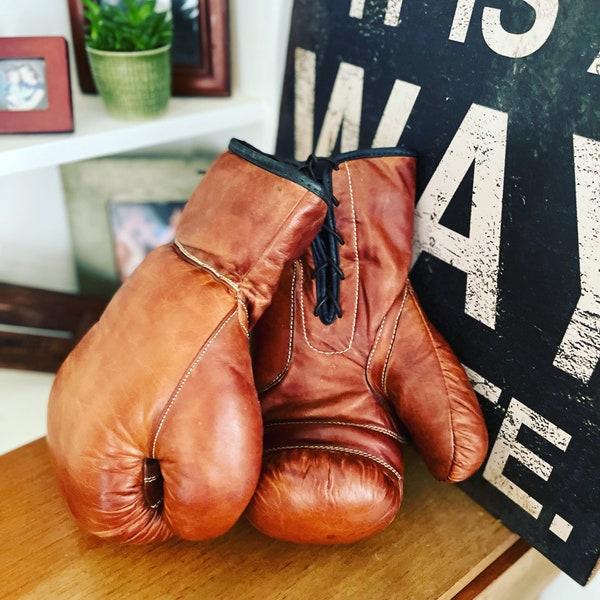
276 0 599 585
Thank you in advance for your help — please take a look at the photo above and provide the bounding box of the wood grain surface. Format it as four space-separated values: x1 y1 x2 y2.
1 439 519 599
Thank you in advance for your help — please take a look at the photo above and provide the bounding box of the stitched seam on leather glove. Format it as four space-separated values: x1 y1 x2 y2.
264 444 403 481
150 310 237 458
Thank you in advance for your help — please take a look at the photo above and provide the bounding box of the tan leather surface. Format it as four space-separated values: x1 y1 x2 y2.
46 146 328 543
176 151 329 327
250 447 402 545
248 152 488 544
367 283 488 483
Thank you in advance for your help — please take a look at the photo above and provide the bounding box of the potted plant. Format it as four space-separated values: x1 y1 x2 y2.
83 0 173 119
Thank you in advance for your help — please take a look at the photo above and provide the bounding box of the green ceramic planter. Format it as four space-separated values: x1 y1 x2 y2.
86 45 171 120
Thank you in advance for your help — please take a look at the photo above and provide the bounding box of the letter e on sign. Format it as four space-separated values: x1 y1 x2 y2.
483 398 571 519
412 103 507 330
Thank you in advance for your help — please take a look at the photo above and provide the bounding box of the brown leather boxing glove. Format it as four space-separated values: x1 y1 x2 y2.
247 148 488 544
46 139 329 543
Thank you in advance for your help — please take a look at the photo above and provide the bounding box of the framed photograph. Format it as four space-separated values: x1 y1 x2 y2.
61 151 218 297
0 37 74 133
67 0 230 97
108 200 186 282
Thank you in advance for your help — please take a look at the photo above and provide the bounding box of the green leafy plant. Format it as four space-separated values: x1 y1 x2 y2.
83 0 173 52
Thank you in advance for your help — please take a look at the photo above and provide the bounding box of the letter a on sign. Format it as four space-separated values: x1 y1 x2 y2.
412 103 507 330
553 135 600 383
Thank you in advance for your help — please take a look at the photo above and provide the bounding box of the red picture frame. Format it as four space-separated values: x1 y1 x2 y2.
0 37 74 134
67 0 230 97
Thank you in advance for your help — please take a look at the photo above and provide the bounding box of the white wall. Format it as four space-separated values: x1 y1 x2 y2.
0 167 77 291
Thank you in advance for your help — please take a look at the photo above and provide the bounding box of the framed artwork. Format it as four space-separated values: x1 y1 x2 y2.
67 0 230 97
0 37 74 133
108 200 186 282
60 152 218 297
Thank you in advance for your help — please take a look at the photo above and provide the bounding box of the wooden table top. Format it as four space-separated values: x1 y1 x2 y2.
1 438 518 599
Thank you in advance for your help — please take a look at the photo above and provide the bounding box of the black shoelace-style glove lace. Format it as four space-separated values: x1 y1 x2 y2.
300 155 345 325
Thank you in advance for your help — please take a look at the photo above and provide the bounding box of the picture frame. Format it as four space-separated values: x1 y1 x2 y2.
61 151 218 297
67 0 230 97
108 199 187 282
0 37 74 134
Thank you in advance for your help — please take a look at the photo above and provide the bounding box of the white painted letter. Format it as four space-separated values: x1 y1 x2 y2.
412 104 507 329
371 80 421 148
294 48 316 161
481 0 559 58
462 365 502 405
484 398 571 518
349 0 365 19
350 0 405 25
384 0 404 27
588 51 600 76
314 62 364 156
553 135 600 383
449 0 477 43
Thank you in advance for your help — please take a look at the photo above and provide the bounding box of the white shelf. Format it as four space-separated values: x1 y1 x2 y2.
0 90 265 177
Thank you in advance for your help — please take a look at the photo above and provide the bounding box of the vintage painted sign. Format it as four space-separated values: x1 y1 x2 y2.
276 0 599 585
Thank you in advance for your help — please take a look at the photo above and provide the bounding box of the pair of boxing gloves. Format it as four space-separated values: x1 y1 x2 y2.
47 138 488 544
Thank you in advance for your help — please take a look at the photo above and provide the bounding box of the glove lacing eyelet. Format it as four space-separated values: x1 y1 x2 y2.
299 154 345 326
